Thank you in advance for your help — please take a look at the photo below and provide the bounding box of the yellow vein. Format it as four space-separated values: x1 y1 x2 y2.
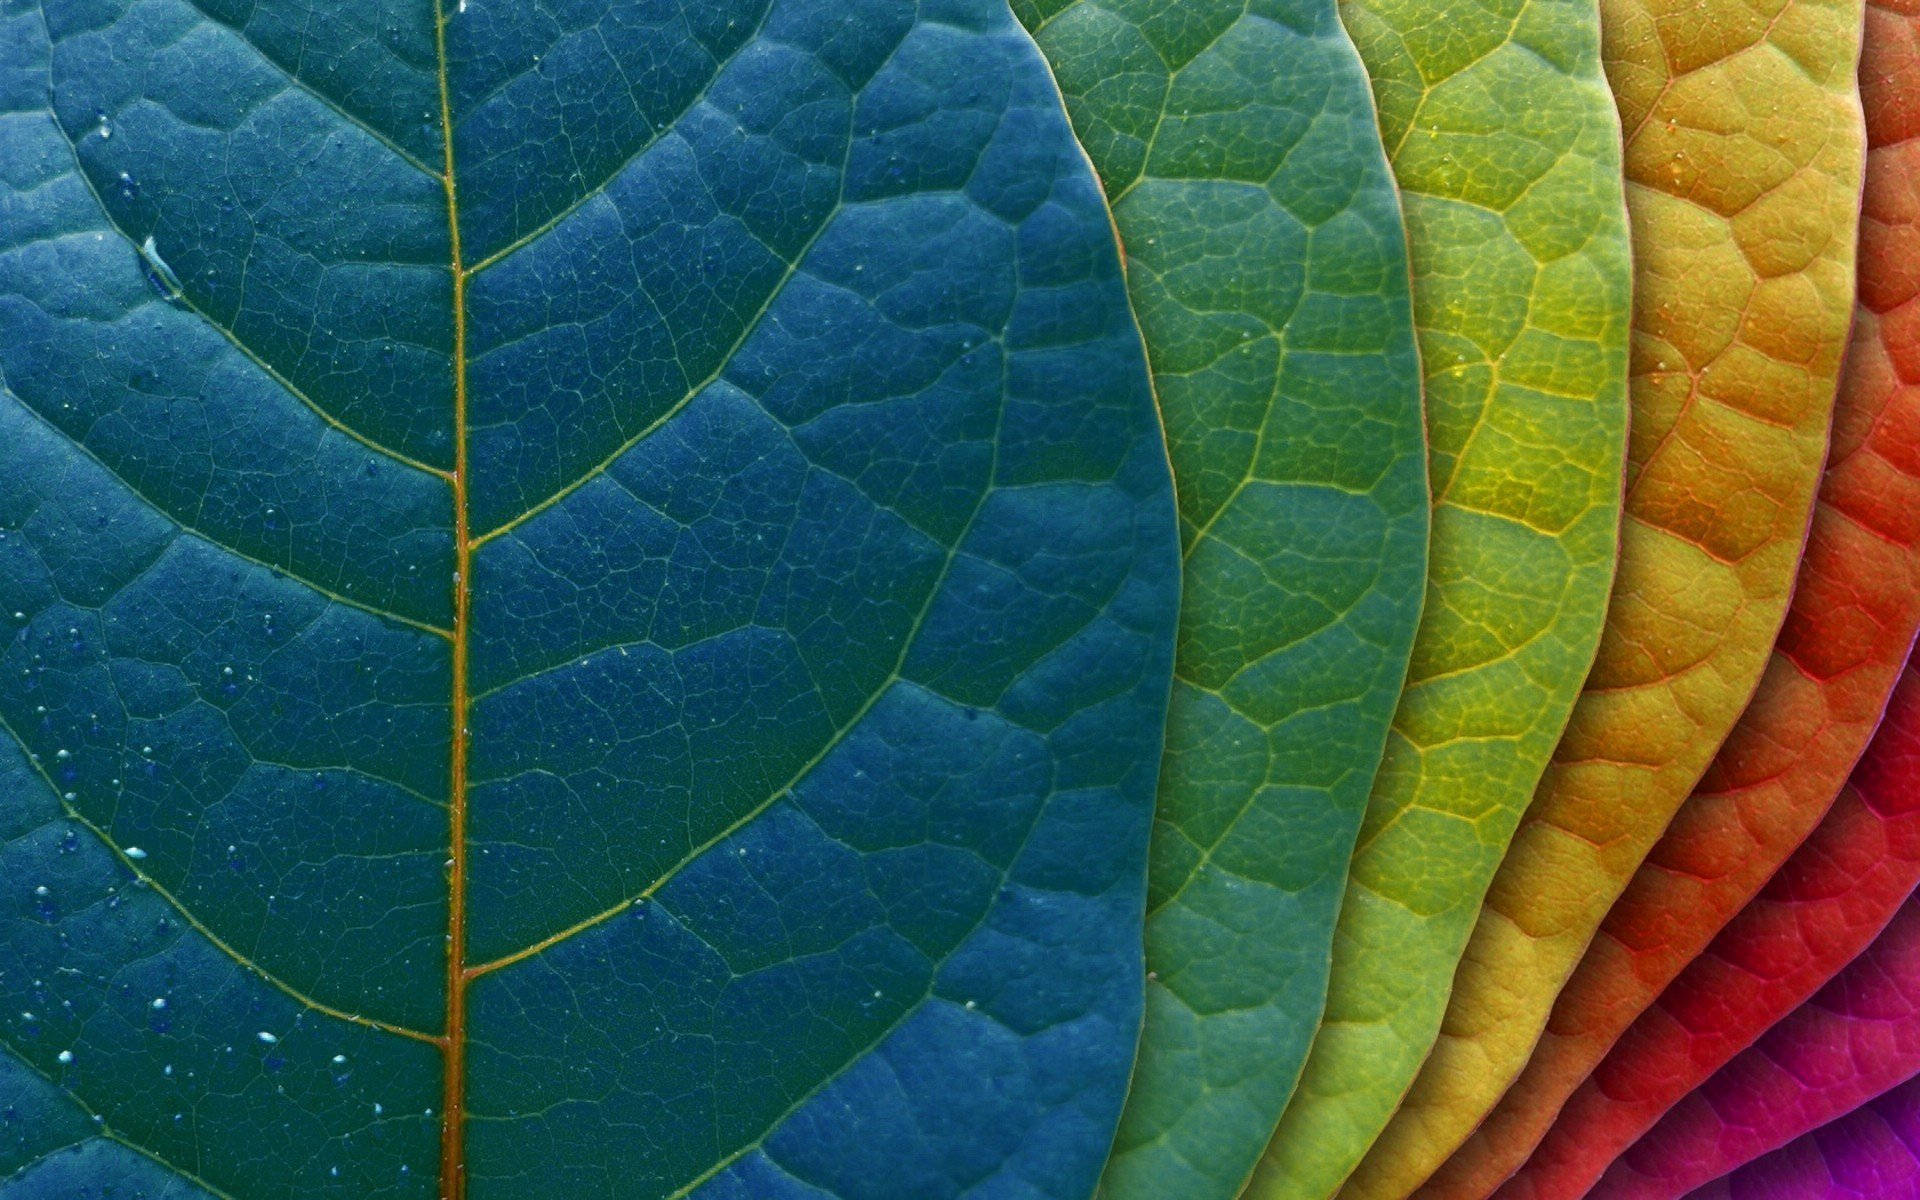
0 711 440 1047
433 4 475 1197
177 0 442 180
0 1038 243 1200
42 65 453 483
470 202 845 549
6 391 454 640
465 661 905 980
460 4 774 279
469 307 999 979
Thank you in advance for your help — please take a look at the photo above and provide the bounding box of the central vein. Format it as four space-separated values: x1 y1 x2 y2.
433 3 473 1197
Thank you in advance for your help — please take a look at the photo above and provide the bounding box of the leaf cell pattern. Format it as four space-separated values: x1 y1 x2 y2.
0 1 1183 1197
1243 0 1634 1194
1363 0 1872 1191
1690 1073 1920 1200
1592 853 1920 1199
1433 4 1918 1194
1496 659 1920 1200
1014 0 1430 1196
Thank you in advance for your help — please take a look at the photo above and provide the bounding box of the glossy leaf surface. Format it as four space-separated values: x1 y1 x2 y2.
1243 0 1633 1192
0 1 1182 1196
1505 660 1920 1200
1013 0 1430 1194
1402 0 1885 1191
1691 1074 1920 1200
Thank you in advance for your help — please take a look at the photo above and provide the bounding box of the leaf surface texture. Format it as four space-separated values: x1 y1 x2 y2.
1242 0 1633 1193
1013 0 1430 1195
1592 828 1920 1200
1498 660 1920 1199
1428 5 1920 1194
1352 0 1872 1191
0 1 1182 1196
1690 1073 1920 1200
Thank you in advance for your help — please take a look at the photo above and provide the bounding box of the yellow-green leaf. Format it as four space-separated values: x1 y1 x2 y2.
1243 0 1632 1194
1343 1 1868 1192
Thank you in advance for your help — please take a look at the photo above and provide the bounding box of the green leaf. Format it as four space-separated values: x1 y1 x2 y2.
0 1 1181 1197
1011 1 1429 1195
1344 0 1866 1189
1243 0 1633 1194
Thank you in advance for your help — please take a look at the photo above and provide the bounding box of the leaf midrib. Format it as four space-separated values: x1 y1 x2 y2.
432 3 473 1196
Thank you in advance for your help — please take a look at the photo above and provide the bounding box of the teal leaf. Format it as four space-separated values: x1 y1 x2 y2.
1014 0 1430 1195
0 1 1181 1196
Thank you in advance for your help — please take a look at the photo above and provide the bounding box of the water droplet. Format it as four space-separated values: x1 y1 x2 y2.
257 1031 278 1044
151 997 167 1010
56 1050 73 1064
125 847 147 860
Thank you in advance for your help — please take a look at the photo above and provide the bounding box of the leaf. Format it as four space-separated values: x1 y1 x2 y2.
1344 0 1872 1191
1693 1074 1920 1200
1589 857 1920 1200
0 1 1183 1197
1010 0 1430 1194
1427 4 1920 1193
1240 0 1633 1193
1503 661 1920 1200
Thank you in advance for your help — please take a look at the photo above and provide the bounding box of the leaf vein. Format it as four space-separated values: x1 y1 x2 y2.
0 710 443 1047
36 102 453 481
468 299 1007 977
0 1046 241 1200
460 3 777 277
4 391 455 640
174 0 442 180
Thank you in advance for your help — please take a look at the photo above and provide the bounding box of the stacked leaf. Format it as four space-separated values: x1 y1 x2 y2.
1591 870 1920 1197
1473 4 1920 1191
1691 1074 1920 1200
1242 0 1633 1194
1506 660 1920 1198
0 1 1183 1196
1015 1 1430 1195
9 0 1920 1194
1373 0 1880 1191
